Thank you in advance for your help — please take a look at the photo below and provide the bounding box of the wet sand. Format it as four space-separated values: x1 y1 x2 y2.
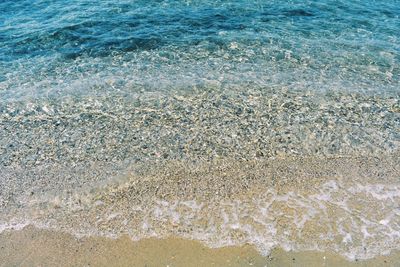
1 226 399 267
1 154 400 266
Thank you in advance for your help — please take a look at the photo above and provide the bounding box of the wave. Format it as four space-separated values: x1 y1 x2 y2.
1 155 399 260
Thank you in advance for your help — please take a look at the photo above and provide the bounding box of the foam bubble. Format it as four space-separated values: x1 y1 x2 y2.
1 157 399 261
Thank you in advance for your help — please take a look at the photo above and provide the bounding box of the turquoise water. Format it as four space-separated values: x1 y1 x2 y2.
1 0 399 166
1 0 400 261
1 0 399 99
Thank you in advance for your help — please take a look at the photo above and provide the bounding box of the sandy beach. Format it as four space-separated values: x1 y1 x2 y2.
1 154 400 266
1 226 399 267
2 1 399 266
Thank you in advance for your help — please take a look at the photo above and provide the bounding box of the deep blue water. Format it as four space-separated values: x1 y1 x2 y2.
1 0 399 101
1 0 399 60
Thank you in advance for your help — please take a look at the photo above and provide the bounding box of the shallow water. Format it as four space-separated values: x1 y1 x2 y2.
1 0 399 261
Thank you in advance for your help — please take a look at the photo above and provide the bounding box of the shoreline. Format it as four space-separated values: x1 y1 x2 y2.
1 226 399 267
1 153 400 265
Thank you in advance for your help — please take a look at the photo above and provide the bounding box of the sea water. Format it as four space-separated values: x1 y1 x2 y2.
1 0 399 261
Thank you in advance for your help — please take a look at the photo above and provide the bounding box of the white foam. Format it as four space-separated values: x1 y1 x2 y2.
133 180 400 260
0 221 30 233
348 184 400 201
2 179 400 261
